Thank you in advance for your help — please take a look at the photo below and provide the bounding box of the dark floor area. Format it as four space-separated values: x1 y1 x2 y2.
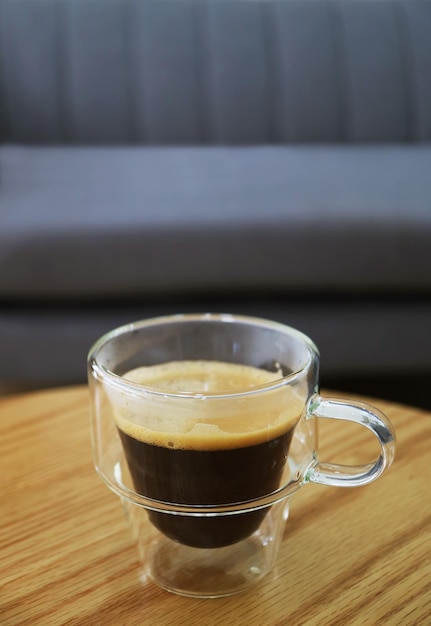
323 371 431 411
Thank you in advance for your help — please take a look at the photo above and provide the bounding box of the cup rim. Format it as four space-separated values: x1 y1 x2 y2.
87 313 319 400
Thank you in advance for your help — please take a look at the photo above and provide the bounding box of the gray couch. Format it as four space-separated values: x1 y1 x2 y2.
1 0 431 396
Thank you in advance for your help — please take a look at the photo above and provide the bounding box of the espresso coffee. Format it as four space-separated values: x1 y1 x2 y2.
114 361 300 549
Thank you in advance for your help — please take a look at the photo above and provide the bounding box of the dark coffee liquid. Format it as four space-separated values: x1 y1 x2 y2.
115 361 300 549
118 426 295 548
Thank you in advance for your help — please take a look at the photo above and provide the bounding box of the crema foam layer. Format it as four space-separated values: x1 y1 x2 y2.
113 360 303 450
124 360 280 392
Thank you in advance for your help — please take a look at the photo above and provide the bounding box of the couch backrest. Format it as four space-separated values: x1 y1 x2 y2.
1 0 430 145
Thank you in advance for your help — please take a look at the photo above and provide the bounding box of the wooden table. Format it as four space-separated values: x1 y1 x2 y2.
1 386 431 625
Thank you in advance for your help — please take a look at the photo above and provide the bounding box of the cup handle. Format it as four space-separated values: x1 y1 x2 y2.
305 396 396 487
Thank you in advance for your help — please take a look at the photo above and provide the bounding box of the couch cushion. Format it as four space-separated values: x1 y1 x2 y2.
0 145 430 298
1 0 431 145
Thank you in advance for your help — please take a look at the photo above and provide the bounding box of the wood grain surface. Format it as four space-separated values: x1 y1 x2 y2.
1 386 430 625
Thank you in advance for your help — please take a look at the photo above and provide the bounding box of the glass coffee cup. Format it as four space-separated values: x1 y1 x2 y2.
88 314 395 597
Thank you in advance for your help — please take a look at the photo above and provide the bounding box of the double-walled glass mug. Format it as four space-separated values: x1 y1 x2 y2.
88 314 396 598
